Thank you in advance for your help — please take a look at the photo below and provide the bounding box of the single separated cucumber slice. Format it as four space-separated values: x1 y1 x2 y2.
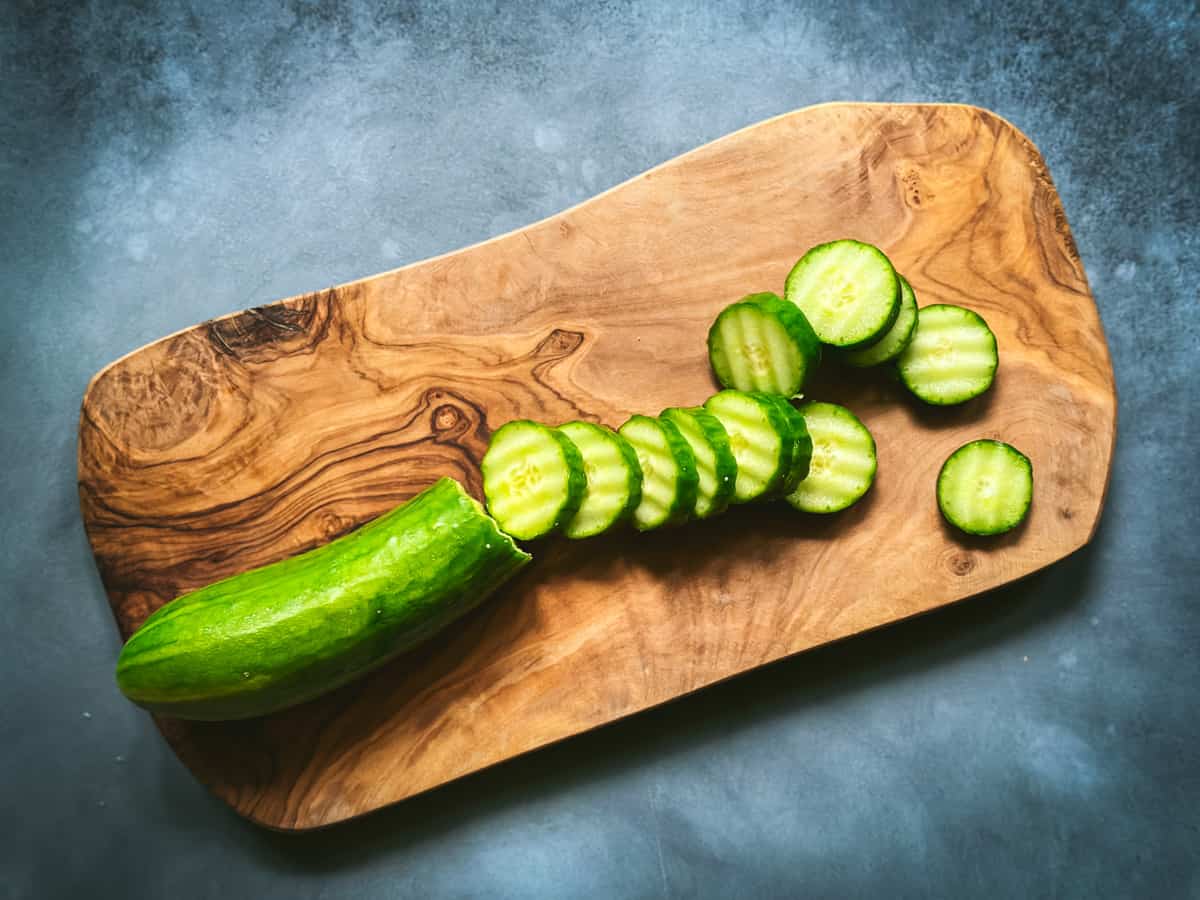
786 401 876 513
660 407 737 519
841 274 919 367
937 440 1032 535
618 415 699 530
482 420 586 540
557 421 643 539
702 390 793 502
785 239 901 348
707 292 821 396
896 304 998 405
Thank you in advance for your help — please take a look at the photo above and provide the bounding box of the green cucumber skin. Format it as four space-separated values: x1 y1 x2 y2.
707 292 822 396
772 397 814 493
116 478 531 721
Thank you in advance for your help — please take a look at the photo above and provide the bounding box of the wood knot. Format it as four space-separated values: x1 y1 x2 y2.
318 510 352 540
948 553 976 576
533 328 585 359
1059 506 1074 520
207 293 328 363
432 403 464 433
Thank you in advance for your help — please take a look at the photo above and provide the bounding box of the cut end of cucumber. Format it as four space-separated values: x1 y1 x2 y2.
937 439 1032 535
897 304 998 405
785 240 901 349
786 401 876 514
840 274 919 367
481 420 586 541
707 293 821 396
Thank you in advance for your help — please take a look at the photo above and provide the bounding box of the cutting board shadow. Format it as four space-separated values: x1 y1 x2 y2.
78 103 1116 830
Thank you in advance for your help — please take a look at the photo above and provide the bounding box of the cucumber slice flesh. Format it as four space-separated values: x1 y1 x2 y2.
482 420 586 540
897 304 998 405
708 292 821 396
618 415 698 530
661 407 737 519
786 402 876 513
937 440 1032 535
557 421 643 539
841 275 919 367
702 390 791 502
785 240 900 348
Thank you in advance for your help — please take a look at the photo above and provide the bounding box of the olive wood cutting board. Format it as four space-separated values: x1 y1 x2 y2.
78 103 1116 830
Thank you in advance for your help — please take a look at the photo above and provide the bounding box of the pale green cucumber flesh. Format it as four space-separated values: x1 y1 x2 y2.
482 420 587 540
785 239 901 348
115 478 531 721
708 292 822 396
786 402 876 513
618 414 699 530
937 440 1032 535
702 390 791 502
841 275 919 367
660 406 737 519
896 304 998 405
557 421 643 539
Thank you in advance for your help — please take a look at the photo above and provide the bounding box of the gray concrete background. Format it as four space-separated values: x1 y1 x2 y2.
2 1 1197 897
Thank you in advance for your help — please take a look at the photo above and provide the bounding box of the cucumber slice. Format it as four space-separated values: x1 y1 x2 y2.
766 396 814 494
707 292 822 396
557 421 643 539
784 239 901 348
482 420 586 540
618 415 699 530
786 402 876 513
896 304 998 405
660 407 737 519
702 390 793 503
840 274 919 367
937 440 1032 535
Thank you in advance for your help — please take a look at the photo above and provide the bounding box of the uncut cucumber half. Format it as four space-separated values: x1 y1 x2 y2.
618 414 699 530
841 274 919 367
660 406 737 519
785 239 901 348
897 304 998 405
557 421 643 539
786 402 876 513
482 420 586 540
702 390 794 502
707 292 822 396
116 478 531 721
937 440 1033 535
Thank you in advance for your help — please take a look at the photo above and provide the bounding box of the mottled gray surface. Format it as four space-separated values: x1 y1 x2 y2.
2 1 1198 897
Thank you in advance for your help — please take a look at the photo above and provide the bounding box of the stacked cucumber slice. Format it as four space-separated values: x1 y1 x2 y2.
483 237 1030 542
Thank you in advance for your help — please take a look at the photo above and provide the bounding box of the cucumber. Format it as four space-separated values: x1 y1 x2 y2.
896 304 998 405
618 414 699 530
784 239 901 348
115 478 531 721
557 421 643 539
840 274 919 367
702 390 793 503
937 440 1033 535
707 292 821 396
767 396 814 494
660 406 737 519
785 402 876 513
482 420 587 540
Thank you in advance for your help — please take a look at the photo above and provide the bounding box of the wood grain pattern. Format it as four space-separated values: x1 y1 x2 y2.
78 103 1116 830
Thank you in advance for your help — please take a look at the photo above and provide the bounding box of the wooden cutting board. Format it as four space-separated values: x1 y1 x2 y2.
78 103 1115 830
